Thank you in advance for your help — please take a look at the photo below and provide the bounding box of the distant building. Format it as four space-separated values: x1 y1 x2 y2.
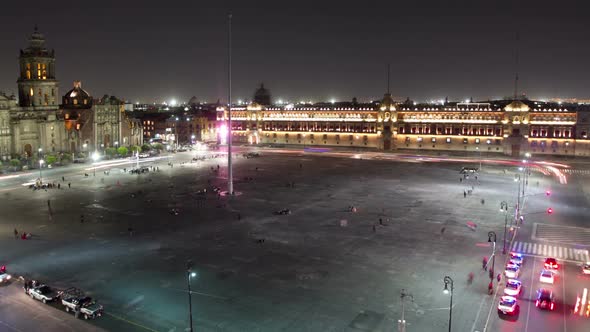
216 85 590 157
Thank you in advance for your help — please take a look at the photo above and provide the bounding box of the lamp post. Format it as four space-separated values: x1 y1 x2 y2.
398 289 413 332
500 201 509 254
186 261 197 332
488 231 497 283
227 13 234 196
476 146 482 171
443 276 454 332
39 159 44 183
175 117 179 151
91 151 99 176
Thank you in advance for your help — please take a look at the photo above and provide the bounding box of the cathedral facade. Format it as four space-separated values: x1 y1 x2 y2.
0 28 142 162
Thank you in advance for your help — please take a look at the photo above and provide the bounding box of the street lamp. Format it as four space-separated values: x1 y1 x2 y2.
398 289 413 332
500 201 509 254
488 231 497 284
91 151 99 176
187 262 197 332
443 276 454 332
475 146 482 171
39 159 44 183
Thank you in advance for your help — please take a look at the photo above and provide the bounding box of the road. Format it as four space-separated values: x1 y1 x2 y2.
484 164 590 331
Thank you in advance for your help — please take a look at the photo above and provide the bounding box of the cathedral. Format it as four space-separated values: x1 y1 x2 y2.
0 28 142 162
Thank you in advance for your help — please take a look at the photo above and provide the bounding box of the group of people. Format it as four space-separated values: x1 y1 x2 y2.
14 228 31 240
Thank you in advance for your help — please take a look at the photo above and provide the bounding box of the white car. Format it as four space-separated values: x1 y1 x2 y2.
509 258 523 268
582 262 590 275
0 271 12 283
539 269 555 284
505 264 520 279
510 253 524 266
28 285 59 304
504 279 522 296
498 296 519 315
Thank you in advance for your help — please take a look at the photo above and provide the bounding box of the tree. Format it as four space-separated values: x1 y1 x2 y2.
45 155 57 165
130 145 141 153
105 147 117 157
141 144 151 152
60 153 72 164
117 146 129 156
152 143 164 151
10 159 20 171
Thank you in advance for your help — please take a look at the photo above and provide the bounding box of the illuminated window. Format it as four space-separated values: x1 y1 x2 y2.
417 137 423 142
446 137 451 143
83 99 88 105
431 137 436 143
475 138 480 144
65 114 70 119
26 63 31 79
29 87 33 96
37 63 41 78
73 99 78 105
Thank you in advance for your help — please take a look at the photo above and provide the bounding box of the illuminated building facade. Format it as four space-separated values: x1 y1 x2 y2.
217 91 590 157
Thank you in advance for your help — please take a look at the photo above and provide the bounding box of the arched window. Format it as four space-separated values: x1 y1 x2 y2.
25 63 31 79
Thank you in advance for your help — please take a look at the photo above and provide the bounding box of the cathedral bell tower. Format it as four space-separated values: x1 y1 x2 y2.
17 26 58 109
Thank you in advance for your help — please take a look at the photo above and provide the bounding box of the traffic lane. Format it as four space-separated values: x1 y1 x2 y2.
524 256 565 332
0 282 106 332
564 262 590 332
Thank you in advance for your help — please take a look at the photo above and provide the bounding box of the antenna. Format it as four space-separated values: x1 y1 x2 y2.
513 31 520 99
387 64 391 94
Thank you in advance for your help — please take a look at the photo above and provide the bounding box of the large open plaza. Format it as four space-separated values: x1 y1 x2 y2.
1 147 588 331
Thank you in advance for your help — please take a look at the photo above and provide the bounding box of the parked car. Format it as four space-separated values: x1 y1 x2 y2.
28 284 59 303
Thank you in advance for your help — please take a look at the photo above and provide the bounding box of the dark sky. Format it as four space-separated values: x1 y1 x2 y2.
1 0 589 104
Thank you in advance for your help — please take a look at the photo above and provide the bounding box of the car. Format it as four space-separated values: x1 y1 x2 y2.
498 296 519 315
509 253 524 266
28 284 59 303
574 288 589 317
509 258 523 268
460 167 478 174
582 262 590 275
0 271 12 283
504 264 520 279
544 257 559 270
539 269 555 284
536 288 555 310
504 279 522 296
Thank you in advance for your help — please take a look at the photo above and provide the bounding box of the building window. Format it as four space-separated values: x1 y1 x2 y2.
431 137 436 143
475 138 480 144
26 63 31 79
417 137 423 142
486 139 491 145
463 138 468 144
73 99 78 105
446 137 451 143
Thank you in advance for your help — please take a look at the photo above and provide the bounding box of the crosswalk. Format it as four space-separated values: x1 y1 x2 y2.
561 168 590 175
533 223 590 246
511 241 590 262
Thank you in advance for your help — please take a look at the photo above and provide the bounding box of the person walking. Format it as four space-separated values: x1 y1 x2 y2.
68 182 71 188
463 190 467 198
488 281 493 294
482 257 488 271
14 228 18 239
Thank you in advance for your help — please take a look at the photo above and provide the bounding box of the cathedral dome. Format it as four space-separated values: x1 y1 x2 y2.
62 81 92 109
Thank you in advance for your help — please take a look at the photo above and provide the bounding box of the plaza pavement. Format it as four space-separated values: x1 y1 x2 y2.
0 148 564 331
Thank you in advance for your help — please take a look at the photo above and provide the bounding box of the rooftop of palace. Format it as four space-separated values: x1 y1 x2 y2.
219 99 581 113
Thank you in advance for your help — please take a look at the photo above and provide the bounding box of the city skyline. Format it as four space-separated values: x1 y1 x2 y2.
1 1 590 104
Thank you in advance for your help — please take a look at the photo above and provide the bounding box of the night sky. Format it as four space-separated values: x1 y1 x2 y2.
1 1 589 104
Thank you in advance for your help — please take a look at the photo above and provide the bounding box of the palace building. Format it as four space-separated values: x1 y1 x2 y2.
217 88 590 158
0 28 142 162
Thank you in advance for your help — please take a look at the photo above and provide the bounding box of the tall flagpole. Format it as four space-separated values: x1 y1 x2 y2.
227 13 234 195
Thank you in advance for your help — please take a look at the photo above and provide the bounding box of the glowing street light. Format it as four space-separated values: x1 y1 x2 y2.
91 151 100 176
38 159 44 183
186 261 198 332
442 276 454 332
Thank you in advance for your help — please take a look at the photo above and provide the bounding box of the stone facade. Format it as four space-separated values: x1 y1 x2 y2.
217 91 588 158
0 28 142 162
